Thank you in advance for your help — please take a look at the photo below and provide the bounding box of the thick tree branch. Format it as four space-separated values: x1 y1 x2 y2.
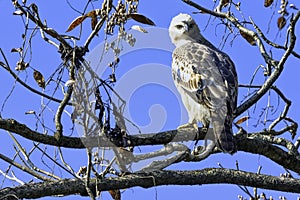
1 168 300 198
1 118 300 173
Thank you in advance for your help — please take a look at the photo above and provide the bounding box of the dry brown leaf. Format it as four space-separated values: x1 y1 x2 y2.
277 16 286 30
109 190 121 200
235 116 250 125
66 15 87 32
86 9 101 30
91 15 98 30
129 13 156 26
66 9 101 32
221 0 229 8
239 30 256 46
33 70 45 88
264 0 274 7
85 9 101 18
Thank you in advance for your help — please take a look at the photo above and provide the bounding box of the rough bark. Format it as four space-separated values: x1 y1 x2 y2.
1 168 299 199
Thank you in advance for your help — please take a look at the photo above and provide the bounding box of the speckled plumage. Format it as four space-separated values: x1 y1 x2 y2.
169 14 238 153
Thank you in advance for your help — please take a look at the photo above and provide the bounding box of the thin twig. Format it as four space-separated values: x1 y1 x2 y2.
0 153 51 181
0 49 69 105
13 1 71 49
7 131 61 180
0 170 25 185
250 17 300 59
236 11 300 116
85 148 95 200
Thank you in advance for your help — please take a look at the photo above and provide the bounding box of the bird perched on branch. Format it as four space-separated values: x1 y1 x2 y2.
169 13 238 154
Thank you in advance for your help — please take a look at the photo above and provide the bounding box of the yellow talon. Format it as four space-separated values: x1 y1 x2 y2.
177 123 198 133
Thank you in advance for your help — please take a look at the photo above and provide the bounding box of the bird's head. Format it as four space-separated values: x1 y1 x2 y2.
169 13 202 47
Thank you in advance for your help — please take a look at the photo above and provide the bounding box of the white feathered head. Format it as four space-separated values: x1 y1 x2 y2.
169 13 202 47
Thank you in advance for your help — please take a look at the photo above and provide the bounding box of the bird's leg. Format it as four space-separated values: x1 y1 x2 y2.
177 122 198 130
192 141 216 159
194 122 210 151
202 122 210 135
203 122 210 149
177 119 198 133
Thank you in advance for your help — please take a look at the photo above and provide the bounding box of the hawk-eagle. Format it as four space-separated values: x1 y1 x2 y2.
169 13 238 153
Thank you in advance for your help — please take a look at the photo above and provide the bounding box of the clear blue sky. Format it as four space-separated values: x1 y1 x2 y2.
1 0 300 199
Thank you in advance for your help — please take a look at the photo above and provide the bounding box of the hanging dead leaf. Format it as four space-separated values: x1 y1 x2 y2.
11 47 23 53
264 0 273 7
25 110 36 115
129 13 156 26
131 25 148 33
15 60 28 71
33 70 45 88
86 9 101 30
290 4 298 10
85 9 101 18
66 9 101 32
220 0 229 8
108 189 121 200
239 30 256 46
66 15 87 32
235 116 250 125
277 16 286 30
13 10 24 16
91 16 98 30
235 2 241 11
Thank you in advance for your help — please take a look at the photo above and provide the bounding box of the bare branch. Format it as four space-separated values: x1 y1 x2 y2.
12 1 71 49
239 84 296 136
54 40 77 140
249 134 299 157
7 131 61 180
85 149 96 200
250 17 300 59
2 118 300 173
2 168 300 198
0 50 69 105
54 82 73 140
236 11 300 116
0 153 52 182
84 17 107 50
0 170 25 185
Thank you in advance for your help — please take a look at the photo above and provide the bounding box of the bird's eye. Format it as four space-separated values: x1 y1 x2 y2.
175 24 184 29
